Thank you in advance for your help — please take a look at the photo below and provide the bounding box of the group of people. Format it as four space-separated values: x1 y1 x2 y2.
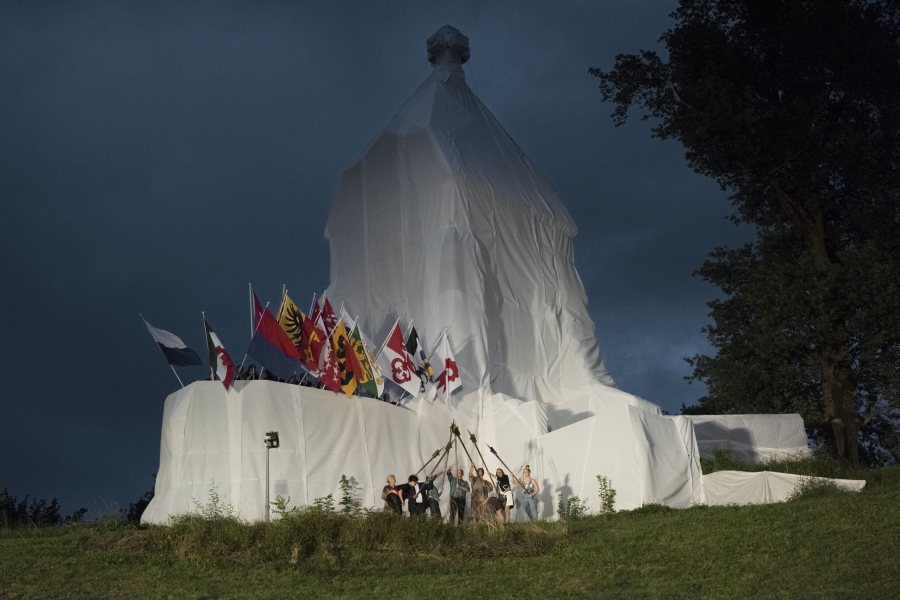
381 464 541 524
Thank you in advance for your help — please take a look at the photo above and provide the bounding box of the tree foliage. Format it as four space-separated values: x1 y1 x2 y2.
0 487 87 528
591 0 900 464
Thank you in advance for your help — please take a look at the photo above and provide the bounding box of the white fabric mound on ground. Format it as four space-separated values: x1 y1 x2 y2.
684 414 811 462
702 470 865 505
324 32 619 430
142 381 704 523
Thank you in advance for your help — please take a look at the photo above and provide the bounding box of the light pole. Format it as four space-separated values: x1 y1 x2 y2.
264 431 280 522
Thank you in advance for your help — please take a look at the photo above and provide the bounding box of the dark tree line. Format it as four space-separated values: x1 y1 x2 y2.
592 0 900 465
1 487 153 528
0 488 87 528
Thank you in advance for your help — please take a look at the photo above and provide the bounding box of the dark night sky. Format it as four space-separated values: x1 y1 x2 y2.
1 1 751 515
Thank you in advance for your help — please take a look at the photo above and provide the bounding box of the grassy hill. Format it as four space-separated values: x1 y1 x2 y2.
2 467 898 599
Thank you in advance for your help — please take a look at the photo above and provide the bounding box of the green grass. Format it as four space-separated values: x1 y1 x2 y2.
2 468 898 599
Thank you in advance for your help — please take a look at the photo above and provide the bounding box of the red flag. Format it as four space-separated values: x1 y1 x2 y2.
376 321 421 397
309 296 321 324
433 330 462 401
253 295 303 360
300 313 328 372
321 297 338 333
318 339 342 393
205 319 236 390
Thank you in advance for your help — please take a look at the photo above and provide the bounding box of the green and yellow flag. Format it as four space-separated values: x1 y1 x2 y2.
349 325 379 398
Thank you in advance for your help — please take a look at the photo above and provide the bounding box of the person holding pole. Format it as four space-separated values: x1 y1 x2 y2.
495 468 514 524
469 465 493 521
446 467 470 525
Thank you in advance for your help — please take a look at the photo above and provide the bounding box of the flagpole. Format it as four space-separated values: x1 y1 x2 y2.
169 364 186 388
238 301 270 374
201 310 213 381
309 293 317 316
140 313 187 389
276 285 287 322
248 283 254 339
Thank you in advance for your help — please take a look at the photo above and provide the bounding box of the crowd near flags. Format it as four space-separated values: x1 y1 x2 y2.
143 286 463 403
205 318 236 390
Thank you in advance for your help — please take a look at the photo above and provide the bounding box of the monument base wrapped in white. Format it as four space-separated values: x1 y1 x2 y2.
142 381 705 523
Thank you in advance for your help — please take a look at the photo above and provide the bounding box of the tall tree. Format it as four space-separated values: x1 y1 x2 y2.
591 0 900 464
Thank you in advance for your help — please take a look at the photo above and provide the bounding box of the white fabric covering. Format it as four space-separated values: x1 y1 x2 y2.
143 29 824 522
142 381 707 523
684 414 811 462
324 41 618 429
702 471 865 505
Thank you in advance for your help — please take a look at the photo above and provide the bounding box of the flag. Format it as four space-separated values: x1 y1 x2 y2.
349 324 379 397
406 326 434 383
309 295 321 324
433 330 462 402
142 317 202 366
205 319 235 390
321 296 339 332
330 320 359 396
248 294 304 380
300 312 328 372
277 293 305 351
377 321 421 397
317 339 342 393
339 304 356 331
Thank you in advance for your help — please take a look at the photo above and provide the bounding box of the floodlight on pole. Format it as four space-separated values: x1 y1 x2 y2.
264 431 280 522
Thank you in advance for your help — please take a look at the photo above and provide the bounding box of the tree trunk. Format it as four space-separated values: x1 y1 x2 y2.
823 349 860 466
773 181 859 464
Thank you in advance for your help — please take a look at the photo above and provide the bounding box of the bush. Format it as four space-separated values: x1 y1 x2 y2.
557 494 587 520
596 475 616 514
786 477 846 502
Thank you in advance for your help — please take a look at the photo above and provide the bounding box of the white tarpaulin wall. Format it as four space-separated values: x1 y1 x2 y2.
142 381 705 523
702 471 865 505
143 381 551 523
684 414 812 462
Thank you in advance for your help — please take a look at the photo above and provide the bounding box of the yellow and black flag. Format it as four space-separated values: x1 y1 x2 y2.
277 293 305 353
330 320 358 397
